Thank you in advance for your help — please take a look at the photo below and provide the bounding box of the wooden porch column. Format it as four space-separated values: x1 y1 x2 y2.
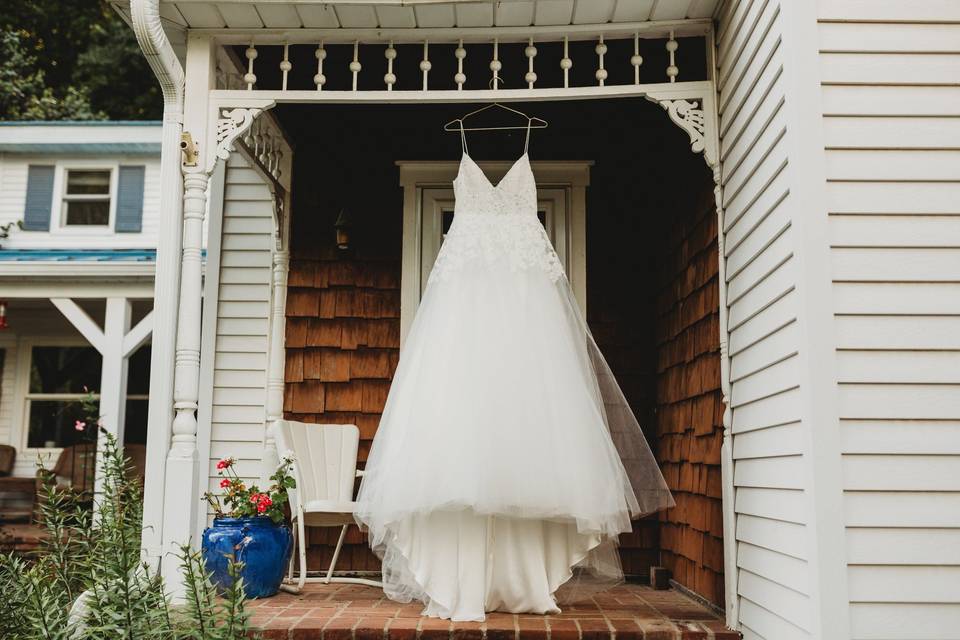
262 248 290 485
160 169 207 586
50 297 153 495
160 32 215 595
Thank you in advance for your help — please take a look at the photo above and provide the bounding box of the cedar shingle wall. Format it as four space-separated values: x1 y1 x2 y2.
654 187 724 607
284 257 401 571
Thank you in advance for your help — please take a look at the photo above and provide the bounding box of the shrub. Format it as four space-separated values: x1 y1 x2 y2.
0 429 260 639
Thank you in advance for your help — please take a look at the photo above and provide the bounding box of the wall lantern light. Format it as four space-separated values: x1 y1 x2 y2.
335 208 352 250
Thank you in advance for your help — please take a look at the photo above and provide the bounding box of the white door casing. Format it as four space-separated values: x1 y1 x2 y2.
398 160 591 346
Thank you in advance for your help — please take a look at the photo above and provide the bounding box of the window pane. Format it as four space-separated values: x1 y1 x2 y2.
66 170 110 195
65 200 110 226
124 399 148 445
29 347 101 394
127 345 151 395
27 399 96 448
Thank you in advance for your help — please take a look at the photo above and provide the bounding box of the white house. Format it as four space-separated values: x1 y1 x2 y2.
0 122 162 479
113 1 959 638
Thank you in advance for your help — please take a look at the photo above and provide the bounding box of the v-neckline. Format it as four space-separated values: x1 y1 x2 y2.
461 152 528 190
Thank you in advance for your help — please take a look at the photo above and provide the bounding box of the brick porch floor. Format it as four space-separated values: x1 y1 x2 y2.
248 583 739 640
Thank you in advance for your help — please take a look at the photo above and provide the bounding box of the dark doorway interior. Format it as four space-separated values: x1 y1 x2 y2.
276 98 723 606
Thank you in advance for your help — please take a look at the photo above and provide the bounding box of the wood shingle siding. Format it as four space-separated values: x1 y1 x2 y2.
816 2 960 637
284 256 401 571
654 185 725 607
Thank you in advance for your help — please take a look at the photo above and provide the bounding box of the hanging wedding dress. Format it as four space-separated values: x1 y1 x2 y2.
354 123 674 621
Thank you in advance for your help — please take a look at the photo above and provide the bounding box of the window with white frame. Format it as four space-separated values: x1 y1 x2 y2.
61 169 112 226
24 344 150 449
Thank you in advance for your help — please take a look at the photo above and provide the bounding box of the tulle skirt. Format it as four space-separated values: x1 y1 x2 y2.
354 263 673 621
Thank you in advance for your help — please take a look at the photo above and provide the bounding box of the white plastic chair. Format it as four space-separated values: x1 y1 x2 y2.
275 420 382 592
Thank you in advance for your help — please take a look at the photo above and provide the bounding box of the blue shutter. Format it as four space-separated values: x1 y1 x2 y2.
22 165 55 231
115 165 145 233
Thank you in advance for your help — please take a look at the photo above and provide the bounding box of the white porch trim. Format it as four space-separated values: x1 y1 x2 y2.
136 19 738 623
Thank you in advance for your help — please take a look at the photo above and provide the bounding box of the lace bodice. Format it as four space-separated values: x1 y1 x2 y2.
428 153 566 285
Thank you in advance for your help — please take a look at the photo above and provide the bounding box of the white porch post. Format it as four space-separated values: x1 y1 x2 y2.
99 298 133 445
50 297 153 495
160 169 207 590
261 248 289 485
159 32 215 594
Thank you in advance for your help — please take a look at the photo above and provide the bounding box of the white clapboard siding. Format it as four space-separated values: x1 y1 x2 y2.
717 1 813 636
206 154 273 498
0 155 162 249
0 340 17 450
818 7 960 634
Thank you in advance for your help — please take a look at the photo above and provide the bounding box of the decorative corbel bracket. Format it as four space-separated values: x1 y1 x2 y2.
644 91 719 169
215 107 262 163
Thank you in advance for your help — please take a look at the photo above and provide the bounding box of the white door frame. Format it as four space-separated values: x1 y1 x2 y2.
396 160 592 346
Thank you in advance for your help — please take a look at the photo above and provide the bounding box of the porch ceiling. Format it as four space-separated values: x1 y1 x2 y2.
149 0 720 31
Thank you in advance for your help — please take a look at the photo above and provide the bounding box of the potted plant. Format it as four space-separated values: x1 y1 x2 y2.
201 456 296 598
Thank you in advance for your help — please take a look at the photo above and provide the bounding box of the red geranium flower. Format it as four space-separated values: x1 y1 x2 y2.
216 457 234 470
219 478 231 489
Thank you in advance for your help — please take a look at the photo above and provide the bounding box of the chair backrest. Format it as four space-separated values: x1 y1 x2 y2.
52 443 97 492
276 421 359 507
0 445 15 476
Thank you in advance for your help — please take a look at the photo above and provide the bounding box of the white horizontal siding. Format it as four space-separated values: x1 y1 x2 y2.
206 154 273 499
718 1 813 636
0 154 161 249
817 5 960 636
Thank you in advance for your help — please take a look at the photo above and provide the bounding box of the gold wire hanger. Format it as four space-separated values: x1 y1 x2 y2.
443 101 549 133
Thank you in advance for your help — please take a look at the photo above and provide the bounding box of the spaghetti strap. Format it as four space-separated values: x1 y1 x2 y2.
524 118 532 154
459 121 469 155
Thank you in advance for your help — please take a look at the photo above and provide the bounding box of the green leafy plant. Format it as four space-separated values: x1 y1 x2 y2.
203 456 295 525
0 428 263 639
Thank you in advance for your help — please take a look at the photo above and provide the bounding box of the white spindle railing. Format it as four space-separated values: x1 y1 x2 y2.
216 33 694 93
632 33 643 84
314 42 326 91
244 43 257 90
525 38 537 88
350 40 361 91
666 31 679 82
595 35 608 86
490 38 501 90
384 41 397 90
561 36 572 89
454 38 466 90
280 43 291 91
420 40 431 91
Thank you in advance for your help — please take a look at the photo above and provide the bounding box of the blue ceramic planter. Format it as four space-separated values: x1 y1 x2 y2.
201 516 293 598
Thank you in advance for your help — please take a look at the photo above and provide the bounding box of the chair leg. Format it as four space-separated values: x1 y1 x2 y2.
297 514 308 591
324 524 350 585
287 520 297 582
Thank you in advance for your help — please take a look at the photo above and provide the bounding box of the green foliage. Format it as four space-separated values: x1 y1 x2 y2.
0 1 160 121
177 546 259 640
204 457 296 525
0 429 263 639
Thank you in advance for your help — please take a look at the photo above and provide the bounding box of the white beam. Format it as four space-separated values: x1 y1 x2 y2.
50 298 106 354
195 18 712 44
99 297 133 446
122 310 154 358
211 80 715 105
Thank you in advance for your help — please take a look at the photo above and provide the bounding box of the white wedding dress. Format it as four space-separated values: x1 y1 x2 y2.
354 124 674 621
